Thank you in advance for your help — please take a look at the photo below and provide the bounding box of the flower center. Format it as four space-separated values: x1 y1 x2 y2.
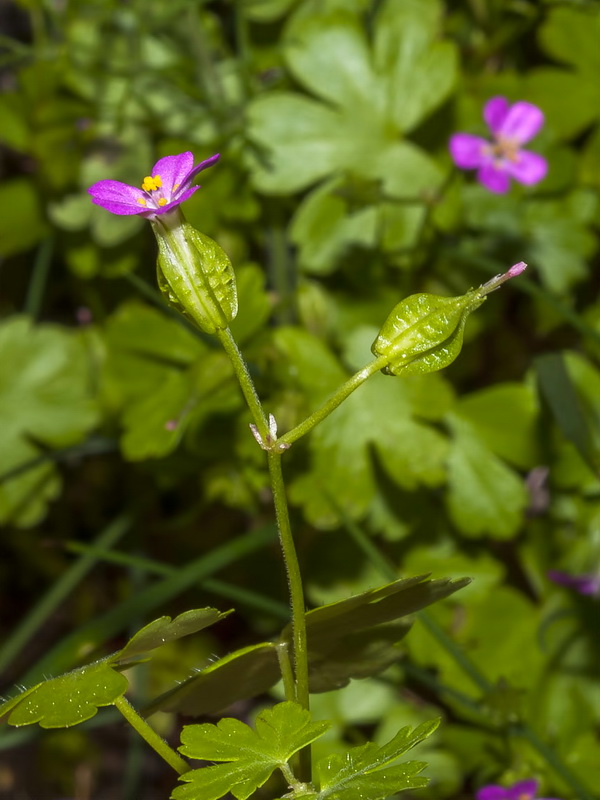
137 174 169 209
517 794 533 800
484 136 520 165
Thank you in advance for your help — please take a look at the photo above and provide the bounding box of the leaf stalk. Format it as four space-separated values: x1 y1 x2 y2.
114 695 190 776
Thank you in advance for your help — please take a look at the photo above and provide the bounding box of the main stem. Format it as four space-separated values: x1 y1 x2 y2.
217 327 311 781
269 450 312 782
268 451 310 712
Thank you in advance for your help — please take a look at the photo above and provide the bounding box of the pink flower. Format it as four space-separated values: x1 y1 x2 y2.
88 152 219 217
476 778 560 800
449 97 547 193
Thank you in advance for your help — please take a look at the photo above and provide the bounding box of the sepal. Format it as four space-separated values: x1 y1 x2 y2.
152 211 237 334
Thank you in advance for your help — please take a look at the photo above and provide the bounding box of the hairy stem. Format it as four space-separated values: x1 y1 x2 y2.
268 452 310 710
216 328 311 780
114 696 190 776
268 450 311 782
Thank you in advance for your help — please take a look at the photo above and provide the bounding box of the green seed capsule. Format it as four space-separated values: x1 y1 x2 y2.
372 290 486 377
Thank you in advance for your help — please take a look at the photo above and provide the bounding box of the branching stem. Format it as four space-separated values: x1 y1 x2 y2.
218 328 394 784
217 328 311 781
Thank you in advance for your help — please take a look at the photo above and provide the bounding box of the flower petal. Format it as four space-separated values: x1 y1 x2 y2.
476 786 509 800
573 576 600 596
89 151 220 217
151 152 195 198
88 180 149 215
484 96 510 135
548 569 600 596
506 151 547 186
508 779 538 799
548 570 574 588
499 102 544 144
186 153 221 185
449 133 488 169
477 163 510 193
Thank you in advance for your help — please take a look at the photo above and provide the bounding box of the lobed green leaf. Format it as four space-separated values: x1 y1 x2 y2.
315 719 439 800
145 642 281 717
374 0 457 133
0 660 127 729
1 606 229 729
116 608 231 662
149 575 469 715
172 702 330 800
247 0 453 198
457 383 540 470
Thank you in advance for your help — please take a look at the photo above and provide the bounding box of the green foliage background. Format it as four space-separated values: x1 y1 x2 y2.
0 0 599 798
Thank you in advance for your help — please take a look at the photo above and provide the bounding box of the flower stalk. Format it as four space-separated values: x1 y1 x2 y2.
277 354 389 448
215 327 271 442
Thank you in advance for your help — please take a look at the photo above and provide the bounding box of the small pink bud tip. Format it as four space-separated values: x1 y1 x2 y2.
507 261 527 278
480 260 528 294
165 420 178 431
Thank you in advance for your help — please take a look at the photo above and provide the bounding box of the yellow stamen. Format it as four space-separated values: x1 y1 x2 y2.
141 174 163 192
158 198 167 206
173 183 180 190
136 197 147 206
